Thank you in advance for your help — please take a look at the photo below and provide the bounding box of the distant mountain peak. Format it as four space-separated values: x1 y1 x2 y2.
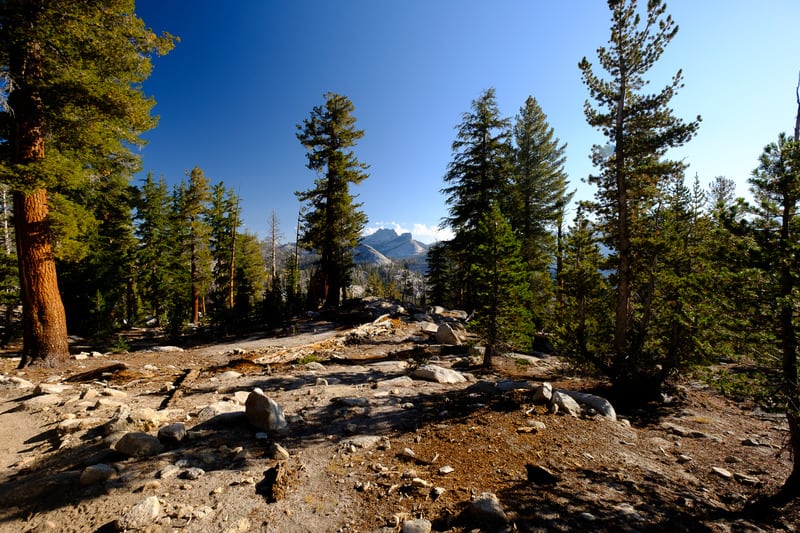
362 228 429 261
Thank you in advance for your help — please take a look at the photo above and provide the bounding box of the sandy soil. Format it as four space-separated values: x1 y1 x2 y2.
0 316 797 532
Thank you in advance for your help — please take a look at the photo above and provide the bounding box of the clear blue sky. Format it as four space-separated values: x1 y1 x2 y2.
134 1 800 244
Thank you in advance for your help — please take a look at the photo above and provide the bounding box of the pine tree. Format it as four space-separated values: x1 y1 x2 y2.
207 182 239 326
469 203 532 367
134 173 174 324
296 93 369 309
0 0 173 366
558 206 611 361
579 0 700 396
509 96 573 329
425 241 458 309
176 167 212 325
748 132 800 495
441 88 512 310
510 96 571 262
232 231 266 327
58 168 138 336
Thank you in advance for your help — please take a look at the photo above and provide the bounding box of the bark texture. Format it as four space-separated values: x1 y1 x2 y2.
14 189 70 367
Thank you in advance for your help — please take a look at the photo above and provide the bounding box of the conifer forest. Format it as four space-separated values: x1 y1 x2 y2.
2 0 800 520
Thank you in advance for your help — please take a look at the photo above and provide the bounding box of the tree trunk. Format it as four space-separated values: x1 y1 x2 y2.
781 78 800 496
12 38 69 368
15 189 70 368
613 69 631 376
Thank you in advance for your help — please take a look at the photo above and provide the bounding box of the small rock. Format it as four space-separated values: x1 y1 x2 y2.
711 466 733 479
151 346 184 353
196 401 244 421
143 364 159 372
222 517 251 533
101 387 128 398
268 443 291 460
7 376 36 389
218 371 242 380
468 492 509 527
341 435 384 450
57 417 102 435
400 448 416 460
677 454 693 464
615 503 645 521
550 391 581 417
114 432 164 457
21 394 63 411
532 382 553 403
432 486 446 499
33 382 72 395
94 398 124 411
117 496 161 530
157 422 187 446
182 467 205 480
411 477 432 488
402 518 432 533
378 375 414 388
230 390 251 405
734 472 761 486
741 437 761 446
315 378 328 386
158 465 181 479
411 364 466 384
439 465 454 475
129 407 162 431
245 389 288 434
435 323 462 345
419 322 439 336
335 396 369 407
79 464 116 486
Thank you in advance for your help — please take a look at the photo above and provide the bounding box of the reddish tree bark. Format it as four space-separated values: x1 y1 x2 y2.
14 190 70 368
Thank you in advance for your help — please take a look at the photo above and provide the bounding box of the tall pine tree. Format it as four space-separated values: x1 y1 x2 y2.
296 93 369 309
0 0 174 366
509 96 573 330
579 0 699 396
469 203 532 367
441 88 512 310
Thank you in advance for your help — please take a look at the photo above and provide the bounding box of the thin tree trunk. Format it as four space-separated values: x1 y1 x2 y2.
1 187 11 255
191 237 200 323
228 202 238 310
15 189 70 367
613 66 631 377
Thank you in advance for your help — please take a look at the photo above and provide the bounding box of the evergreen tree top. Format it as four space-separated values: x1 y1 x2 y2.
0 0 175 189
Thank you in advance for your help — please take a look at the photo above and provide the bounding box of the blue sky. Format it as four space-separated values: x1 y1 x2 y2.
134 1 800 243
